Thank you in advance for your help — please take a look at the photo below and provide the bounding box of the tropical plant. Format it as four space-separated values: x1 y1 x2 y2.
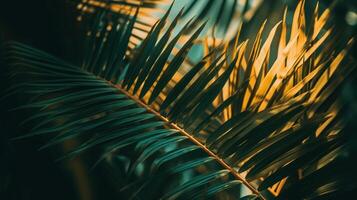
1 0 357 199
75 0 266 41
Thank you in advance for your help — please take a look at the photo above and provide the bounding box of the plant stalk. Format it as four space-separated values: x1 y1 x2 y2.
112 83 266 200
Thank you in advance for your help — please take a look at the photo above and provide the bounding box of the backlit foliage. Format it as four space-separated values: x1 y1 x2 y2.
3 0 356 199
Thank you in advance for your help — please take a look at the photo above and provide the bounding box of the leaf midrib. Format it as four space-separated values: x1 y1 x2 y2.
99 77 266 200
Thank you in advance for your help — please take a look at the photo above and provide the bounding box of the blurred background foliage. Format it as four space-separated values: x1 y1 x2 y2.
1 0 357 199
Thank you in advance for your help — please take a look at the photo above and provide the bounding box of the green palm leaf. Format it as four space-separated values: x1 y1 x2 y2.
3 1 356 199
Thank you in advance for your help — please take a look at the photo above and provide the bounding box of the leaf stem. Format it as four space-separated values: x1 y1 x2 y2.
112 83 266 200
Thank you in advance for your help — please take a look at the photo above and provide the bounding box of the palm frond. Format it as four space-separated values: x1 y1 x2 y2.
4 40 262 199
177 0 264 38
3 1 357 199
75 0 169 50
75 0 265 40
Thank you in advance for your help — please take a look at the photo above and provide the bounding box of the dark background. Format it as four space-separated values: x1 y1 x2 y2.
0 1 84 199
